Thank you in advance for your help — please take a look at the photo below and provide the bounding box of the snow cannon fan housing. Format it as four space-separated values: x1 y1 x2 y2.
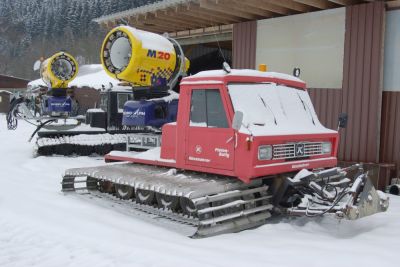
40 52 79 89
101 26 190 87
39 52 78 116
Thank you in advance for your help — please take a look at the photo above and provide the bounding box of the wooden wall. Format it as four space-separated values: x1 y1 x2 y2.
232 21 257 69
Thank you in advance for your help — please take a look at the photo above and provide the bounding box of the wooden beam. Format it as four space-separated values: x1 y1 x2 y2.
154 11 208 28
292 0 338 9
217 0 276 17
249 0 294 15
263 0 315 12
386 0 400 9
199 0 259 20
328 0 360 6
143 19 189 32
145 13 196 30
187 4 243 23
132 15 175 33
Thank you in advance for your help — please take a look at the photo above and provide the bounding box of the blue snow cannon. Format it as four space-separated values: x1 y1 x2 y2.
43 96 72 115
122 99 178 128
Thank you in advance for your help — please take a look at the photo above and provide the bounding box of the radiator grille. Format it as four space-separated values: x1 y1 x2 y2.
272 142 324 160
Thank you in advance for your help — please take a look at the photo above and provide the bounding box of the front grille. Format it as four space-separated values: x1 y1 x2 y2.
273 142 324 160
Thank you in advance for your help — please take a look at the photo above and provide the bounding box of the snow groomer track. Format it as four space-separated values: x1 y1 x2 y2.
37 133 134 156
62 163 273 237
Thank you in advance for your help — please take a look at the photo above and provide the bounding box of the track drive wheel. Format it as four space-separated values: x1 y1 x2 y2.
115 184 134 200
156 193 179 211
136 189 155 205
180 197 197 217
99 180 115 194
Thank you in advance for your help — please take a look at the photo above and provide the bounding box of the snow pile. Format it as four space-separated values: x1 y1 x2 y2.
0 114 398 267
28 64 131 91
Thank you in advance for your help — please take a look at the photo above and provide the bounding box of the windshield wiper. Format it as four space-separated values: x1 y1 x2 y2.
258 94 277 125
297 93 315 125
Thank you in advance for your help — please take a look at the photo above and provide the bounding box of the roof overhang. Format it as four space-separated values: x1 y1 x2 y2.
0 74 29 89
93 0 397 35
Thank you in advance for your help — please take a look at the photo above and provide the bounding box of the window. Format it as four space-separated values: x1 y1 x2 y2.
99 93 108 112
117 93 132 111
190 89 228 128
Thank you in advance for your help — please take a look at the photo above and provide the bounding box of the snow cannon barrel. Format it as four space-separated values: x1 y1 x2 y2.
101 26 189 86
40 52 79 89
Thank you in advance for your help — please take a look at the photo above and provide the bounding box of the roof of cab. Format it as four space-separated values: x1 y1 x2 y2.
181 69 306 89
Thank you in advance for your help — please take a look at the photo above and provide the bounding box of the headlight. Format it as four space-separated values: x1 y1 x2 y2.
322 142 332 154
258 145 272 160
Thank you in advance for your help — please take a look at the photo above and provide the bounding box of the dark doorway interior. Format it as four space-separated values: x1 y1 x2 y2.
183 41 232 75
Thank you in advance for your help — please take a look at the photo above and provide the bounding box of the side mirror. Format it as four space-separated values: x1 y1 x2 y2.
338 113 348 129
232 111 243 131
293 67 301 78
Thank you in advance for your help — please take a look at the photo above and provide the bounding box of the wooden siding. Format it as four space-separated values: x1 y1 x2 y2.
308 89 342 131
339 1 385 163
232 21 256 69
380 91 400 175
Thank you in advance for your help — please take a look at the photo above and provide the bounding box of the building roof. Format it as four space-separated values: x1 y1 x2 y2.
0 74 29 89
93 0 395 34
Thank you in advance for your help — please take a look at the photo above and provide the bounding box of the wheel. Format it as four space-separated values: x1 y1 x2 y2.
156 193 179 210
136 189 155 205
180 197 197 217
86 177 98 191
115 184 134 199
99 180 115 194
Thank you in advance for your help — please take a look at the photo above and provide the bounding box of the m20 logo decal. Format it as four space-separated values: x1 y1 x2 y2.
147 49 171 60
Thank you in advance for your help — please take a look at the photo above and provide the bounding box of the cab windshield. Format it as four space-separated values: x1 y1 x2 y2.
228 83 329 135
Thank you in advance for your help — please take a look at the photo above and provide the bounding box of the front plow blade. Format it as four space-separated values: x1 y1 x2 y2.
278 164 389 220
344 176 389 220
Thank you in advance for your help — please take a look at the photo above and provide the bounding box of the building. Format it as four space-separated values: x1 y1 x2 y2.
0 74 29 113
93 0 400 189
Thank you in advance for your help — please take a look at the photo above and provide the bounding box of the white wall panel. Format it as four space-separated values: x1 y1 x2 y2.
384 10 400 92
256 8 345 88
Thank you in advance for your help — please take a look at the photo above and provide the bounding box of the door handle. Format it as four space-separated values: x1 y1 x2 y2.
226 136 233 144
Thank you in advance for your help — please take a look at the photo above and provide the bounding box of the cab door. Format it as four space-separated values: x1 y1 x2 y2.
185 88 234 171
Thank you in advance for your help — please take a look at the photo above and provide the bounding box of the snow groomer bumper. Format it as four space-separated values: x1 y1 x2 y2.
275 164 389 220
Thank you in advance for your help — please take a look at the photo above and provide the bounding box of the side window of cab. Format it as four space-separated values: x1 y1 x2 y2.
189 89 228 128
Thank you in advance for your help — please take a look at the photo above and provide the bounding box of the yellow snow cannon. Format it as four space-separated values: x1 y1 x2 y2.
101 25 190 87
40 52 79 89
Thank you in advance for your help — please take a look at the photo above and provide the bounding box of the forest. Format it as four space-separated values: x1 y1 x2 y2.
0 0 155 79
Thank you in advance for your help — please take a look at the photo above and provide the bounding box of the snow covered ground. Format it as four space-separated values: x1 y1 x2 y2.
0 114 399 267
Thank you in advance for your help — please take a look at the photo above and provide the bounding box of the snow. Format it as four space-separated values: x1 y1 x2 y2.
0 114 399 267
228 83 336 136
109 148 176 163
86 108 105 113
38 122 105 133
122 26 175 53
187 69 305 84
28 64 131 91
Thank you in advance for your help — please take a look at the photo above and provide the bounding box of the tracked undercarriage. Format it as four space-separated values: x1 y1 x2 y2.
61 162 389 238
62 163 273 237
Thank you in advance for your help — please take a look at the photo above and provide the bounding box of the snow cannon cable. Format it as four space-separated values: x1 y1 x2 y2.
101 26 190 87
40 52 79 89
